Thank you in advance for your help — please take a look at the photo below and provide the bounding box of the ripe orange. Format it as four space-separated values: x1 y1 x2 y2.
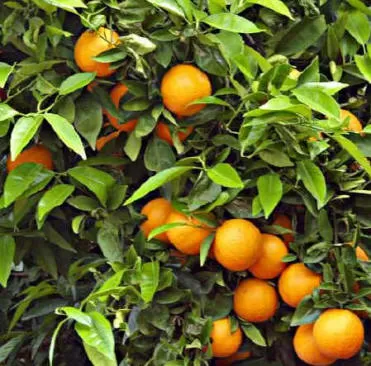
7 144 53 172
249 234 288 279
165 211 213 255
278 263 321 308
74 27 120 77
340 109 363 133
293 324 337 366
272 214 294 246
155 122 194 145
210 318 243 358
161 64 212 117
356 246 369 261
215 350 251 366
96 131 121 151
140 198 173 243
214 219 262 271
104 83 138 132
313 309 364 359
233 278 278 323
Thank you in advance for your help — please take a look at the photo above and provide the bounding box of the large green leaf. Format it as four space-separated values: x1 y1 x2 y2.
0 235 15 287
10 115 44 160
355 54 371 83
43 0 87 12
206 163 244 188
0 62 13 88
245 0 293 19
146 0 185 17
297 160 327 208
257 173 282 218
345 10 370 45
59 73 96 95
202 13 263 34
37 184 75 228
83 343 117 366
68 166 115 206
75 312 116 362
44 113 86 159
144 138 176 172
124 166 194 205
140 261 160 302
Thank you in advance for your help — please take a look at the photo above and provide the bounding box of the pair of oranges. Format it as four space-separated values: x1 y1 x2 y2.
74 27 211 151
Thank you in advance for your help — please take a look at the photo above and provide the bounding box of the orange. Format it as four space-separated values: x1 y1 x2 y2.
210 318 242 358
293 324 337 366
96 131 121 151
272 214 294 246
140 198 173 243
249 234 288 279
155 122 194 145
161 64 212 117
340 109 363 133
313 309 364 359
233 278 278 323
215 350 251 366
74 27 120 77
165 211 213 255
104 83 138 132
278 263 321 308
7 144 53 172
214 219 262 271
356 246 369 261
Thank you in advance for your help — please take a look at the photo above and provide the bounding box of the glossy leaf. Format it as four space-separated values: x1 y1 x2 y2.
0 235 15 287
59 73 96 95
206 163 244 188
140 261 160 302
0 103 18 122
257 173 283 218
0 62 13 88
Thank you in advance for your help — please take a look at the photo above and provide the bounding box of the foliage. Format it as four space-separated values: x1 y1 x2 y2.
0 0 371 365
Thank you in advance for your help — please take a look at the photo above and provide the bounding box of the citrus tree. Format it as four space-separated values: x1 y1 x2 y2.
0 0 371 365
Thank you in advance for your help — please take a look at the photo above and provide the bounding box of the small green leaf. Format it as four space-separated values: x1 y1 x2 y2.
59 73 96 95
148 223 185 241
97 223 123 262
318 209 333 242
297 160 327 208
0 103 18 122
291 297 321 326
144 138 175 172
49 320 67 366
10 115 43 160
124 133 142 162
257 173 283 218
37 184 75 228
44 113 86 159
68 166 115 206
355 54 371 83
0 62 13 88
145 0 185 17
206 163 244 188
140 261 160 302
0 336 24 363
202 13 263 34
67 196 100 211
43 0 87 12
293 87 340 119
124 166 194 205
346 10 370 44
0 235 15 287
241 323 267 346
200 234 215 267
245 0 293 19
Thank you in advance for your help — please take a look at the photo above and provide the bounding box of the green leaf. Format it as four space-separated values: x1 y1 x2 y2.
202 13 263 34
206 163 244 188
124 133 142 162
68 166 115 206
355 54 371 83
124 166 194 205
75 312 116 362
297 160 327 208
135 113 157 138
74 95 103 150
83 343 117 366
300 82 348 96
67 196 100 211
59 307 92 326
346 10 370 44
146 0 185 17
0 62 13 88
290 297 321 326
257 173 283 218
2 163 45 208
331 134 371 178
44 223 77 253
10 115 43 160
347 0 371 15
276 16 327 56
0 103 18 122
37 184 75 228
59 73 96 95
148 223 185 241
293 88 340 119
200 234 215 267
49 320 67 366
44 113 86 159
318 209 333 242
246 0 293 19
144 138 176 172
0 235 15 287
97 223 123 262
43 0 87 12
140 261 160 302
241 323 267 346
0 336 24 363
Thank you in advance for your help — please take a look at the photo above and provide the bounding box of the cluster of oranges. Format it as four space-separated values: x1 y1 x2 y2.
140 197 368 365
